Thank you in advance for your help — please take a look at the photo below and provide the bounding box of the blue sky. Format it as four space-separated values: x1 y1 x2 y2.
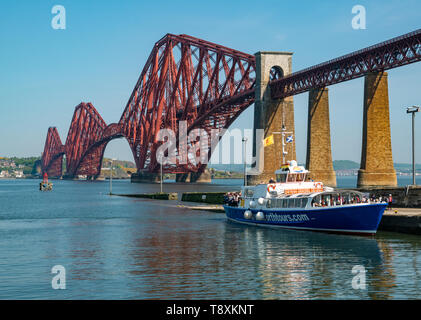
0 0 420 164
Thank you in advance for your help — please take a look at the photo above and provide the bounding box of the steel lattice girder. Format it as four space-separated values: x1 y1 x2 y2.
119 34 256 173
270 29 421 99
64 102 108 177
41 127 65 177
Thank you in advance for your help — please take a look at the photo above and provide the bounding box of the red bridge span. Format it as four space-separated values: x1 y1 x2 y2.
41 30 421 184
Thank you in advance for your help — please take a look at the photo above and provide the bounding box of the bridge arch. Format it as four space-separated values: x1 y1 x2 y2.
270 65 284 81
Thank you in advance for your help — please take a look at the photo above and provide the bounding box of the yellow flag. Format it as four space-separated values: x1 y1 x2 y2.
263 135 274 147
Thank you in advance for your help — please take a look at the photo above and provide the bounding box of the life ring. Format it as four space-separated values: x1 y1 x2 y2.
315 182 323 189
267 184 276 192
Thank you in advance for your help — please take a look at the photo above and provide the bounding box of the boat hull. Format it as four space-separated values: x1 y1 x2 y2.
224 203 387 235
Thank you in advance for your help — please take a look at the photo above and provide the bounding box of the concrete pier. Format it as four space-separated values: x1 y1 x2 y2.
175 169 212 183
358 72 397 187
248 51 295 185
306 87 336 187
190 169 212 183
380 209 421 235
175 173 190 183
131 171 160 183
116 192 178 200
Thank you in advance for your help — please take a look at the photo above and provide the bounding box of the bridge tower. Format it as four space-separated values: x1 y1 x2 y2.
357 72 397 187
248 52 295 185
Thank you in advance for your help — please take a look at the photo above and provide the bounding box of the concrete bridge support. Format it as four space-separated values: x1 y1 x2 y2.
306 87 337 187
176 169 212 183
131 171 160 183
357 72 397 187
247 51 295 185
176 173 190 182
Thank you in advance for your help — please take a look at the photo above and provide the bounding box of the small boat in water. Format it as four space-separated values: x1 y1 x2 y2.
39 173 53 191
224 160 387 235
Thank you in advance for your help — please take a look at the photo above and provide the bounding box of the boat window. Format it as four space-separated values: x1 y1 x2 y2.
266 199 272 208
315 194 332 207
311 192 369 207
296 173 306 182
311 196 317 207
338 194 343 205
281 199 287 208
341 193 350 204
335 193 343 205
301 198 309 208
293 198 304 208
331 194 339 206
287 174 296 183
325 194 332 206
350 192 362 204
244 188 254 197
276 174 287 183
287 199 294 208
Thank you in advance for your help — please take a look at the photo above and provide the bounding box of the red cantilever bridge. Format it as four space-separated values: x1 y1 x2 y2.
41 30 421 179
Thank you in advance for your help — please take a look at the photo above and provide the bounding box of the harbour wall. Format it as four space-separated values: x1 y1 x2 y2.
116 192 178 200
379 211 421 235
180 187 421 208
181 192 226 204
354 186 421 207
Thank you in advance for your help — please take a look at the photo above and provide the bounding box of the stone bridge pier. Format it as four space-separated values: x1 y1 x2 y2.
247 51 295 185
176 169 211 183
306 87 336 187
357 71 397 187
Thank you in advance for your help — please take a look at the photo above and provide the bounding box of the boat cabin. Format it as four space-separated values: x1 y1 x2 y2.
274 160 308 184
242 190 369 210
310 191 367 207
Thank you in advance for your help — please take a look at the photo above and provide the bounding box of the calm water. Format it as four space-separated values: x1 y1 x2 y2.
1 178 421 299
336 175 421 188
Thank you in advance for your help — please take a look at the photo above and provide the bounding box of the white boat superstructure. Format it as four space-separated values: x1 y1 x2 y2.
242 160 334 208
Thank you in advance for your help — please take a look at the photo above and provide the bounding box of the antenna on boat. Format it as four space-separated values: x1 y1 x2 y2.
281 124 287 165
280 123 294 166
242 136 247 186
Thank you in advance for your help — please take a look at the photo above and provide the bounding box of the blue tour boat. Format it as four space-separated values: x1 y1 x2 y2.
224 160 387 235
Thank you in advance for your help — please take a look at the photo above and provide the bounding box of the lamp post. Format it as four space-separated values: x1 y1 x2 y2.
242 137 248 186
157 151 164 193
109 158 116 195
160 157 163 194
407 106 419 186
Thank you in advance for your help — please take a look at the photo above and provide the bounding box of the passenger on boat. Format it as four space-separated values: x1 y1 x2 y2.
223 193 230 204
269 177 276 183
388 194 393 210
224 192 240 207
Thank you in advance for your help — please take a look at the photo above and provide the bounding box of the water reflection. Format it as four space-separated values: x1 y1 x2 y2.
228 223 384 299
125 210 405 299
